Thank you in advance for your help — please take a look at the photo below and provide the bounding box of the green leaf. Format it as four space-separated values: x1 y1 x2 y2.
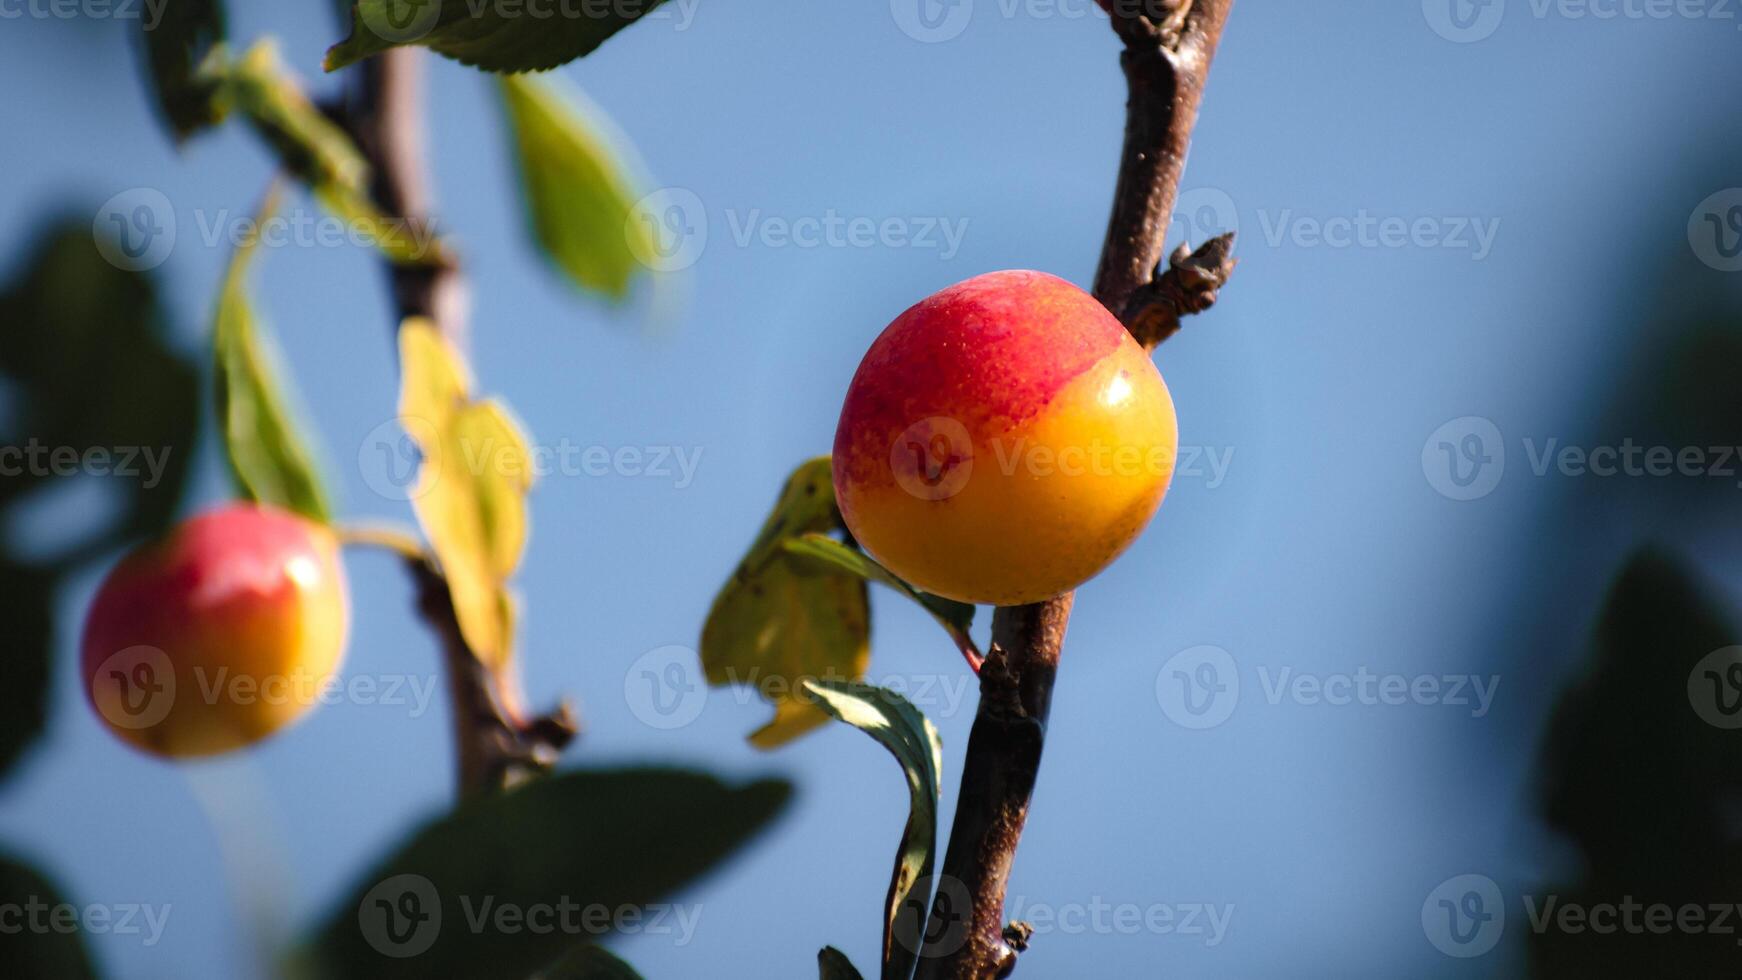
499 74 649 301
534 944 646 979
213 189 335 523
297 767 791 980
327 0 668 73
138 0 228 140
800 680 943 980
398 319 534 667
0 217 200 779
782 533 980 667
702 458 870 748
0 854 98 979
818 946 867 980
222 40 442 266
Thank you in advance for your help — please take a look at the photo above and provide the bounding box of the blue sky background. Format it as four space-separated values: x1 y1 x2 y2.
3 0 1742 976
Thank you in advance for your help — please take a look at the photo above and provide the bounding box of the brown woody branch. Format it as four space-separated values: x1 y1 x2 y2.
341 47 575 799
914 3 1233 977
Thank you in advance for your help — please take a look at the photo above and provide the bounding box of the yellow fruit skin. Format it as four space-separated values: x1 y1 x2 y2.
834 271 1177 606
80 504 349 758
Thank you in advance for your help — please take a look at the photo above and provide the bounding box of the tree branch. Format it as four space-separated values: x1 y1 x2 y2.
342 47 574 799
915 4 1233 977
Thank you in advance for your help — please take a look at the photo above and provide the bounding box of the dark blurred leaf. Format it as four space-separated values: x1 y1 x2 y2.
702 458 870 749
299 767 791 980
782 533 979 666
0 853 99 979
138 0 228 140
0 218 199 780
1530 549 1742 977
213 188 335 523
800 680 941 980
818 946 866 980
533 944 645 979
326 0 666 73
498 74 648 301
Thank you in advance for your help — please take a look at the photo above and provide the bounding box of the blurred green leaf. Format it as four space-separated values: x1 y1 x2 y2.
212 188 335 523
498 74 649 301
0 218 199 779
222 40 441 266
0 853 98 979
800 680 942 980
399 319 533 668
818 946 867 980
1530 549 1742 977
138 0 228 140
326 0 666 73
702 458 870 748
782 533 979 666
299 767 791 980
534 944 645 979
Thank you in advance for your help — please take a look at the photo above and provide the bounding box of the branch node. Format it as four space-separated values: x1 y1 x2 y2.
1121 231 1237 350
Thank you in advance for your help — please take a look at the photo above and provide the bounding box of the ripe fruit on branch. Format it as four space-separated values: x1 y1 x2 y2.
832 270 1177 606
80 503 349 758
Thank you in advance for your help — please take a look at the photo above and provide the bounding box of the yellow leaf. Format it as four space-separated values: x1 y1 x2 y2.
397 320 533 667
701 458 870 749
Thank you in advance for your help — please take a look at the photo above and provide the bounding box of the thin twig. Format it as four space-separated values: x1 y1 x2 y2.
914 4 1234 977
340 47 574 799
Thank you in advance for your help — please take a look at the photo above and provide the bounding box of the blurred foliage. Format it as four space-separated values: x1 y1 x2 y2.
1527 551 1742 977
498 74 651 302
0 853 98 979
298 767 790 979
0 218 199 778
326 0 664 73
137 0 228 140
533 944 646 979
212 186 336 523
